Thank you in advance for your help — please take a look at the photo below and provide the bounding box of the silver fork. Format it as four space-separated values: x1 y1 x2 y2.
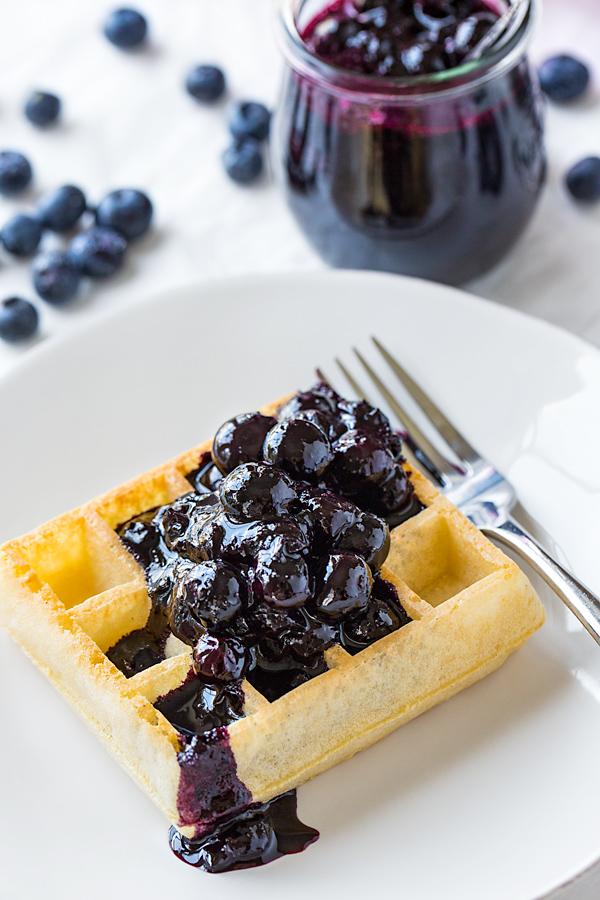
335 337 600 647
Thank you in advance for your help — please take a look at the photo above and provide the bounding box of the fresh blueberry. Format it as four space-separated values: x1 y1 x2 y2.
193 632 248 684
219 462 297 521
212 412 277 474
32 250 81 304
24 91 61 126
186 65 226 103
69 226 127 277
0 151 33 196
0 214 43 257
314 553 373 619
222 138 264 185
565 157 600 203
263 418 333 479
95 189 153 240
538 55 590 103
103 7 148 48
37 185 87 232
0 297 39 342
229 101 271 141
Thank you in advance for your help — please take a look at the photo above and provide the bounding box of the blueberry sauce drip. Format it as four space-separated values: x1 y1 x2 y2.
111 383 421 871
302 0 500 78
169 790 319 873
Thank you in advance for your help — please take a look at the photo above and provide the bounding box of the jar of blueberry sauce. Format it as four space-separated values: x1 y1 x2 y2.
273 0 546 285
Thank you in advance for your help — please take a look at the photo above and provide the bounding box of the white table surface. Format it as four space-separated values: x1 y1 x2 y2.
0 1 599 897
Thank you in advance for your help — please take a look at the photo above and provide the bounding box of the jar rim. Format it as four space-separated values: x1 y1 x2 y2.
277 0 538 102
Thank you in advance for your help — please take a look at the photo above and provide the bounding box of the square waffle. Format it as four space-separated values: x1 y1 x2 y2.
0 395 545 844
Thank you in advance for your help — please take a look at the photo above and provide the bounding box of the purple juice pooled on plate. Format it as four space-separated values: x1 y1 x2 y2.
273 0 545 284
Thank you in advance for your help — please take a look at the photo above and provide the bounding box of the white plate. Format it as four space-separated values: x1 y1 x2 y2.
2 271 600 900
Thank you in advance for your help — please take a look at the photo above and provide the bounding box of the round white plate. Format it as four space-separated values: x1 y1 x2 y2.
2 271 600 900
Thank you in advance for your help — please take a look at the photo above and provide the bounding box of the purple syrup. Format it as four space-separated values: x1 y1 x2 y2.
302 0 501 77
169 790 319 874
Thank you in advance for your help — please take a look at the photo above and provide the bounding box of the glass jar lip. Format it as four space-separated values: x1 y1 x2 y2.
278 0 538 102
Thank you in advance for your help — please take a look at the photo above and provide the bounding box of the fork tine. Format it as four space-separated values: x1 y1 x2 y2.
372 336 480 466
352 348 462 486
335 358 372 403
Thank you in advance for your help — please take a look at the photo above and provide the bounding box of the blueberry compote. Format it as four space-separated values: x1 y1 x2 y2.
273 0 545 284
113 383 421 872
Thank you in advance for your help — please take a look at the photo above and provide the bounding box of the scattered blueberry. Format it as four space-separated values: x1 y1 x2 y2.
0 214 43 257
538 55 590 103
32 251 81 304
95 188 152 240
37 185 87 232
69 226 127 277
0 151 33 196
565 157 600 203
0 297 39 343
223 138 263 185
103 7 148 48
24 91 61 127
186 65 226 103
229 101 271 141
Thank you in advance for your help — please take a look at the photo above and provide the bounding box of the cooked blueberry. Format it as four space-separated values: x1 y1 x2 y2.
263 419 333 479
95 189 153 240
193 632 248 684
295 408 346 442
32 250 81 303
212 412 276 474
566 157 600 203
302 489 360 546
223 138 264 184
160 493 214 552
220 517 309 563
0 297 38 343
69 226 127 277
339 398 392 437
24 91 61 126
254 541 311 608
369 463 412 514
341 590 401 649
219 463 297 520
170 561 244 641
330 430 396 492
335 510 390 569
0 151 32 196
538 55 590 103
0 214 43 256
118 513 160 567
314 554 372 619
37 185 87 232
278 389 336 422
186 812 275 873
229 101 271 141
186 64 226 103
103 7 148 48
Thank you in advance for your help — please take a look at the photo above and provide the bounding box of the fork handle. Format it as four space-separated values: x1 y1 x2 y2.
482 517 600 646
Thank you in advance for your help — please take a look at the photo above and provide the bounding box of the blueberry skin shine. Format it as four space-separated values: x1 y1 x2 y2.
212 412 277 474
103 7 148 48
95 189 153 240
69 226 127 277
263 419 333 479
32 251 81 304
24 91 61 126
186 65 226 103
0 151 32 196
538 55 590 103
0 214 43 256
0 297 39 342
566 157 600 203
219 463 297 521
37 185 87 232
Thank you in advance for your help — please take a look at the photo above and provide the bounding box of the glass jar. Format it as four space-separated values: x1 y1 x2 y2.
272 0 546 285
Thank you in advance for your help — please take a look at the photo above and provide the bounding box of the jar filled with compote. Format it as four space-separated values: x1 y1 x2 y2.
273 0 545 285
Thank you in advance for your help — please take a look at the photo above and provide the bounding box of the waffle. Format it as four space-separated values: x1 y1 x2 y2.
0 395 545 842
